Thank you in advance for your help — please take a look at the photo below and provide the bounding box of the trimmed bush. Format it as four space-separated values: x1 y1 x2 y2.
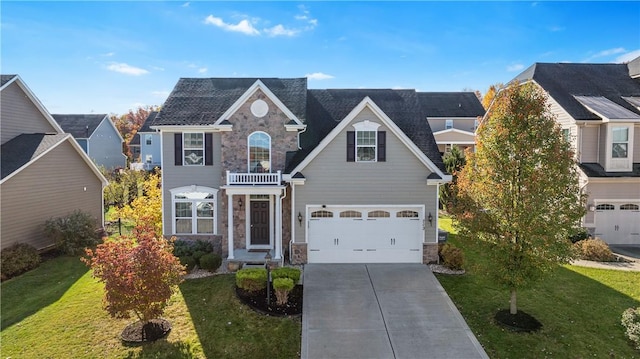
441 243 465 270
568 227 591 243
236 268 267 292
172 239 215 269
574 238 614 262
273 277 295 306
271 267 301 284
192 250 206 263
1 243 41 281
44 210 101 255
199 253 222 272
179 256 197 271
621 307 640 350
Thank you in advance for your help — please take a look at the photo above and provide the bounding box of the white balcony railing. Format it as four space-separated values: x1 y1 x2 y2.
226 170 281 185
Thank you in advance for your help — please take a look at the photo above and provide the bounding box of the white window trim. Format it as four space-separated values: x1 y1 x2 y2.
353 120 380 162
170 186 218 235
145 134 152 146
183 132 205 166
247 131 272 173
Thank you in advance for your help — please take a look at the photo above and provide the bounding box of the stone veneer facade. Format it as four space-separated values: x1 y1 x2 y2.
219 90 299 255
423 243 439 264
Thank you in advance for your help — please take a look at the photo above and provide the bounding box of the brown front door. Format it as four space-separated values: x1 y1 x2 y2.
250 201 270 245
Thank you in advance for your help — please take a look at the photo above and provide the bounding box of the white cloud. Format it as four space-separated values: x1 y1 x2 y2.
204 15 260 36
306 72 334 80
507 63 525 72
106 62 149 76
265 24 299 37
548 26 564 32
182 2 190 7
198 67 208 74
152 90 170 98
616 49 640 63
101 52 115 57
584 47 627 62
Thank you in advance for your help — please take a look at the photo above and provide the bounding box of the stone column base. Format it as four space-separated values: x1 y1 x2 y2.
291 243 308 264
423 243 439 264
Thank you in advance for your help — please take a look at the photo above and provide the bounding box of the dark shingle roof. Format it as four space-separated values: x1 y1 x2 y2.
513 62 640 120
579 163 640 177
152 78 307 126
52 114 108 138
418 92 485 118
1 75 17 87
139 111 158 132
285 89 446 173
1 134 68 179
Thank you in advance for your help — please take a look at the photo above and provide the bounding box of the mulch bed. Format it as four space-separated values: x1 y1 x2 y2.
236 285 303 316
120 318 172 344
494 309 542 333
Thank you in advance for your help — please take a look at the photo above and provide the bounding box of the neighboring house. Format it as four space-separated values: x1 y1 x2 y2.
129 132 141 163
150 77 454 265
130 111 161 170
422 92 485 155
52 114 127 170
511 57 640 246
0 75 108 251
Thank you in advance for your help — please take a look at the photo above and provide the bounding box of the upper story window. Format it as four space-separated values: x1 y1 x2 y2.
347 121 386 162
145 134 152 146
561 129 570 142
183 133 204 165
445 119 453 129
612 127 628 158
248 131 271 173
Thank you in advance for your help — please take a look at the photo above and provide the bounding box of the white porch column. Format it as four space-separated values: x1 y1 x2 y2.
227 194 234 259
275 191 282 260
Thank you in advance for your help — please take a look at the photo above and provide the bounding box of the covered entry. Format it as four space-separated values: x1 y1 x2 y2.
307 205 424 263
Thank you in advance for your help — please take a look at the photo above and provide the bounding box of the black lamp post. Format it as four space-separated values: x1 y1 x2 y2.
265 252 272 306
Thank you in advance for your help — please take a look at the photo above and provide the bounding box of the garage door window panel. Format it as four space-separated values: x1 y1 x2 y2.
311 210 333 218
397 210 420 218
340 210 362 218
596 204 615 211
621 204 639 210
368 210 390 218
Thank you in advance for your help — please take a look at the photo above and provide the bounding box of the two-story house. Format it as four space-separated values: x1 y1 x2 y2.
422 92 485 155
130 111 162 171
1 75 107 250
52 114 127 170
513 57 640 246
150 78 457 266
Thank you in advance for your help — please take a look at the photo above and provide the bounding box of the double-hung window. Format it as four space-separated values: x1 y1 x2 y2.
171 187 217 234
183 133 204 165
612 127 629 158
445 119 453 129
347 120 385 162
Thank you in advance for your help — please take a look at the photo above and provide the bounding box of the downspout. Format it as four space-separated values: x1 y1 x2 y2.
289 182 295 265
280 182 288 266
297 127 307 150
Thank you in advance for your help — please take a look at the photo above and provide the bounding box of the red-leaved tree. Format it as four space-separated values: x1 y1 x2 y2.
83 218 185 324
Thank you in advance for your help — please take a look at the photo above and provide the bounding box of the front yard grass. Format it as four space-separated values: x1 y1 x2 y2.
1 256 301 359
438 216 640 358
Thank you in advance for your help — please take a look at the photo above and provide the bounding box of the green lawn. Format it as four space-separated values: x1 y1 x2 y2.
437 217 640 358
1 257 301 359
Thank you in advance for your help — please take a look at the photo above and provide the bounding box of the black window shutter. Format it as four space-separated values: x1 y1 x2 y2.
174 133 182 166
377 131 386 162
205 133 213 166
346 131 355 162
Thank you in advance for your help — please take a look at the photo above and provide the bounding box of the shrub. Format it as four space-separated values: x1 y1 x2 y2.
574 238 615 262
199 253 222 272
236 268 267 292
441 243 465 270
0 243 41 281
192 250 206 263
44 210 101 255
568 227 591 243
621 307 640 350
273 277 295 306
271 267 301 284
179 256 197 271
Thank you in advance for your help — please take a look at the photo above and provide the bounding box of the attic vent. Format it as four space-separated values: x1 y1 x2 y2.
458 103 462 108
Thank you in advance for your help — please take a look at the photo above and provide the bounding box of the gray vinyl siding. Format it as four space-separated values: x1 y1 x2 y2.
634 125 640 161
1 82 58 145
586 181 640 200
1 140 103 250
87 118 126 169
598 124 607 166
294 108 439 244
161 131 223 236
580 125 599 163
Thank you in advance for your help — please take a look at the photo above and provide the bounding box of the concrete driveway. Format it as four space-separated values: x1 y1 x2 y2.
301 264 488 359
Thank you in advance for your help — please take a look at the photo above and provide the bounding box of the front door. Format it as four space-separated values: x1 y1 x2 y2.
250 201 270 246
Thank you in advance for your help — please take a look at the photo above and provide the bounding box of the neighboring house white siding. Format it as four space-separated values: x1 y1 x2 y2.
579 125 599 163
1 82 58 144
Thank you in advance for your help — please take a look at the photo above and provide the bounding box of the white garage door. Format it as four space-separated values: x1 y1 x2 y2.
594 202 640 245
307 206 424 263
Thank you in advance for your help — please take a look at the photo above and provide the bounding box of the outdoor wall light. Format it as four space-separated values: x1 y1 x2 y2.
588 204 596 212
298 212 303 226
428 212 433 226
238 197 243 208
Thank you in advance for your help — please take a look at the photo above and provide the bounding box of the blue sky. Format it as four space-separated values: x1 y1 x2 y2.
2 1 639 115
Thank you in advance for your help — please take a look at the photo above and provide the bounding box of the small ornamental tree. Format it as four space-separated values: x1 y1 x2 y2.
83 217 185 336
453 82 586 316
440 145 467 212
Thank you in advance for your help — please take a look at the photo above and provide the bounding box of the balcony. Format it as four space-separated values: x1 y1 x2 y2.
226 170 282 185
